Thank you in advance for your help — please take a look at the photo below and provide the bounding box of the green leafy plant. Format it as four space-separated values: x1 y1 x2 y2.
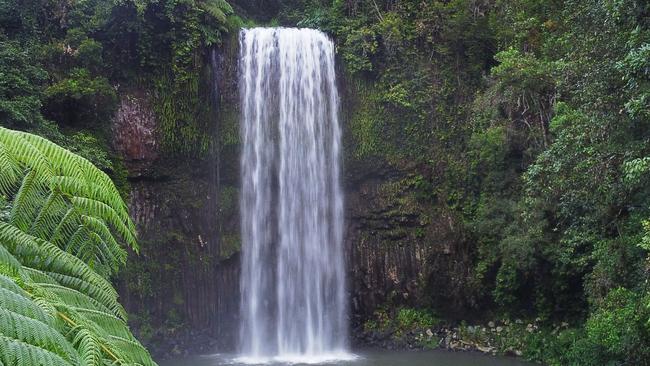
0 127 155 365
395 308 437 333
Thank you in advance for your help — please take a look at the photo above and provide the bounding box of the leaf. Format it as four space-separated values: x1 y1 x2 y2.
0 127 156 365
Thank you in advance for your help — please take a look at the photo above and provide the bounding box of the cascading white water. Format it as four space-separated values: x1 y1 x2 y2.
238 28 349 362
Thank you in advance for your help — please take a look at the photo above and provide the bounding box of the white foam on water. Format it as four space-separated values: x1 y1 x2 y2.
233 352 360 365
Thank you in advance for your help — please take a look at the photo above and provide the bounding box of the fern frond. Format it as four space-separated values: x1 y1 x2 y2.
0 222 126 319
72 197 138 253
0 129 52 179
0 275 28 297
9 169 47 232
17 131 133 229
199 0 233 23
0 243 24 278
106 335 156 366
38 283 113 315
71 307 134 340
72 326 103 366
43 271 126 320
0 127 156 365
0 287 53 325
49 208 81 248
23 267 59 285
200 2 227 23
1 127 138 255
0 143 21 196
56 304 136 366
29 190 67 240
81 215 127 267
0 334 74 366
0 308 81 364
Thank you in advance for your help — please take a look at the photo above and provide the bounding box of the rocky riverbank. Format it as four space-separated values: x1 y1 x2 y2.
352 310 574 362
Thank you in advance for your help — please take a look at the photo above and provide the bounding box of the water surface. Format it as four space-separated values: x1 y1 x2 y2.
161 350 532 366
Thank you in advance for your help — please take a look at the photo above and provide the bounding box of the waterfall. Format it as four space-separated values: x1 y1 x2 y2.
238 27 349 361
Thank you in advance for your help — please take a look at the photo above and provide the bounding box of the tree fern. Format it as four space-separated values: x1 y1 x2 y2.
0 127 156 365
199 0 233 24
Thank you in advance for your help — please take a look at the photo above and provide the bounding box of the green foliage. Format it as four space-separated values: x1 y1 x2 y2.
0 127 155 365
152 72 214 155
2 0 235 157
395 308 437 335
44 68 117 128
135 0 235 155
363 306 437 341
585 288 650 360
340 25 378 74
346 80 385 158
0 40 47 129
522 289 650 366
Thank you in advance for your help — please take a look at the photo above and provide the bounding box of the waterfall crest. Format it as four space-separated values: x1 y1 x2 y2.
238 27 349 361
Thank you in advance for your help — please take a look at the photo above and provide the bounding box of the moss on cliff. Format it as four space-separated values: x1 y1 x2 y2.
152 71 215 156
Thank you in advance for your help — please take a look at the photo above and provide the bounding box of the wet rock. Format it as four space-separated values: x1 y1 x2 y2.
526 324 534 333
477 345 494 353
112 93 158 174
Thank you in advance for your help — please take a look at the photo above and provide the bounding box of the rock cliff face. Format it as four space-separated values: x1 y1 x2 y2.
112 41 478 358
112 91 232 354
112 44 242 357
112 93 159 173
343 160 476 327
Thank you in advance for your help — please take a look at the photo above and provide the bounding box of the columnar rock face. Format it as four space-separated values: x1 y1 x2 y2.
111 92 231 351
342 160 477 328
111 43 242 356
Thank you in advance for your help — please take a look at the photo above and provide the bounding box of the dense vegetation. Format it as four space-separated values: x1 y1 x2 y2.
1 0 649 365
0 127 154 365
0 0 236 162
